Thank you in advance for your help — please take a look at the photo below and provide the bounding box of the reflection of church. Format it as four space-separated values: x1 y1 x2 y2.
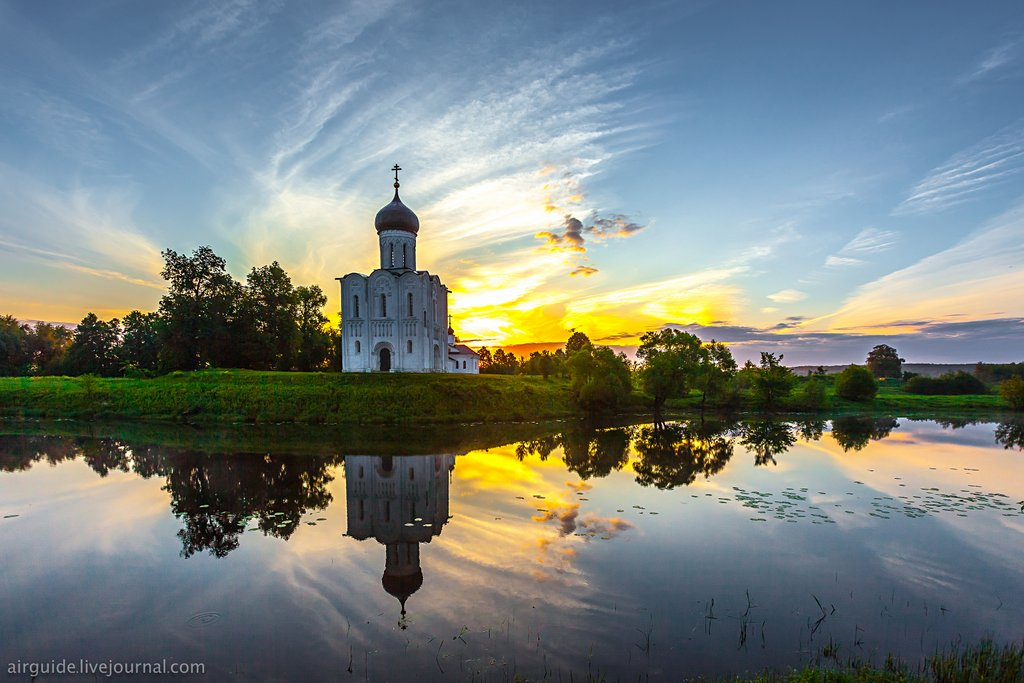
344 454 455 626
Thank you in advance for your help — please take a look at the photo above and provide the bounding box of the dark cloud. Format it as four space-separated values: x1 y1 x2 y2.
658 318 1024 365
535 213 645 267
569 265 598 277
585 214 645 238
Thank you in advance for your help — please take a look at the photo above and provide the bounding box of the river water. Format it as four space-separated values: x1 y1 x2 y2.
1 416 1022 681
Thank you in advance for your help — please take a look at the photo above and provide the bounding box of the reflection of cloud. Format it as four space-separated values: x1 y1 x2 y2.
577 514 633 539
533 501 581 536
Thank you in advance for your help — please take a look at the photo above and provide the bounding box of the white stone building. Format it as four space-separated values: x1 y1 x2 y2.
338 166 478 373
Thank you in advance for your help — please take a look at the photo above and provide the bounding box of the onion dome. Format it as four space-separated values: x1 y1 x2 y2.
382 568 423 627
375 166 419 234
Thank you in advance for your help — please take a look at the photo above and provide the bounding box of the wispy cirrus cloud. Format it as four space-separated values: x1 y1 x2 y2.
824 227 898 268
956 37 1022 86
809 201 1024 334
893 121 1024 215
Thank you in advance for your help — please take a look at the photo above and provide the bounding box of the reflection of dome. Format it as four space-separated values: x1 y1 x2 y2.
374 186 419 234
382 568 424 606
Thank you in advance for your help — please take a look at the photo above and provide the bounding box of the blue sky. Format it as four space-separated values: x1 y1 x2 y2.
1 0 1022 363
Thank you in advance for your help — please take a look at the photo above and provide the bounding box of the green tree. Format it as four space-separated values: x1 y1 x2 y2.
158 246 241 371
294 285 330 371
0 315 30 376
750 352 795 408
866 344 904 378
65 313 122 376
694 340 737 412
835 365 878 402
237 261 299 370
565 329 592 354
636 329 704 423
566 346 632 414
119 311 162 373
26 322 72 375
1000 377 1024 411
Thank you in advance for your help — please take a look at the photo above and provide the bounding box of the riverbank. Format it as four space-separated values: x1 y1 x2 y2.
0 370 1017 425
0 370 578 424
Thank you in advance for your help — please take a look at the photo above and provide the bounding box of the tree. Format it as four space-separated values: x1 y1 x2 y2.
795 378 828 410
750 352 794 408
237 261 299 370
694 340 737 412
1000 377 1024 411
566 346 632 414
835 365 877 402
26 322 72 375
565 329 592 354
294 285 330 371
65 313 121 376
158 246 241 371
119 311 162 373
0 315 30 376
636 329 704 424
866 344 903 379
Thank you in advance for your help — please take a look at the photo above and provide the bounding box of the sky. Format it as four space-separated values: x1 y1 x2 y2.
1 0 1022 364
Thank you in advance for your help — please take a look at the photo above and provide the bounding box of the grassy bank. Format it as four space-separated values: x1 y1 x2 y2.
725 639 1024 682
666 382 1014 418
0 370 1018 425
0 370 577 424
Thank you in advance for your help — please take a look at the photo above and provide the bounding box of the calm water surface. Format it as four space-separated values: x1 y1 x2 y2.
1 417 1022 681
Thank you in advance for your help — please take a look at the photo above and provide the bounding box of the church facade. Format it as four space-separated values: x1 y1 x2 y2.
338 167 478 373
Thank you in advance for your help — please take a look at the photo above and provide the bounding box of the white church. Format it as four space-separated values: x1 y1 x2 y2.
337 165 479 373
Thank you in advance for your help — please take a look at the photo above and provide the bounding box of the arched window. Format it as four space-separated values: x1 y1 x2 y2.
407 292 413 317
403 243 408 267
389 243 395 268
422 310 426 325
380 293 387 317
353 295 360 317
407 340 413 353
408 467 414 481
354 340 361 353
462 360 467 369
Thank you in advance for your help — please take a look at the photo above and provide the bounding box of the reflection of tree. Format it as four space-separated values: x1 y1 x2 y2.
515 426 632 480
738 418 795 466
795 418 825 442
515 436 558 462
995 421 1024 451
0 436 77 472
830 416 899 452
560 426 632 480
78 438 132 477
633 420 734 489
129 450 342 558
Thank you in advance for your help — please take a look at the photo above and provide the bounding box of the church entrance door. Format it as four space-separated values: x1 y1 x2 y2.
379 348 392 372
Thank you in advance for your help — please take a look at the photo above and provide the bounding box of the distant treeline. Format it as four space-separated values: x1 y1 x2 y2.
0 246 337 377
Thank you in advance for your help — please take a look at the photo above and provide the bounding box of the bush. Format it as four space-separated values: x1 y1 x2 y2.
1001 377 1024 410
795 378 828 409
835 365 877 402
904 371 988 395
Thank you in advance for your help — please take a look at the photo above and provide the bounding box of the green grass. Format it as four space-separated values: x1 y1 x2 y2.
0 370 577 424
723 639 1024 682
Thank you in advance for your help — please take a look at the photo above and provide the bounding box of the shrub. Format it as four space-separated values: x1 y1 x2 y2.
1001 377 1024 410
835 365 877 402
795 378 828 409
904 371 988 395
